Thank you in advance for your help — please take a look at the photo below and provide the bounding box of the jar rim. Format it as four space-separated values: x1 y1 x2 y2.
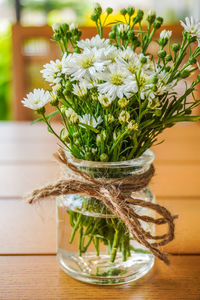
65 149 154 169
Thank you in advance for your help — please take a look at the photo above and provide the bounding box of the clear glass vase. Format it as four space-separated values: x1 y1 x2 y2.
56 149 155 285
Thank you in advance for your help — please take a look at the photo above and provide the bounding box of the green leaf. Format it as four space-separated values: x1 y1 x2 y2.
79 122 99 133
140 119 155 129
166 115 200 123
31 110 59 125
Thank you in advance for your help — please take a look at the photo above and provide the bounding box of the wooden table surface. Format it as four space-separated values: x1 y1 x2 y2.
0 121 200 300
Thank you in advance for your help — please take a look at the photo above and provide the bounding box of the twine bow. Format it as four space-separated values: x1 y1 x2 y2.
27 149 177 265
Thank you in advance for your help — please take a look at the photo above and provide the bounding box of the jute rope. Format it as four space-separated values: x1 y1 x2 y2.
27 149 178 265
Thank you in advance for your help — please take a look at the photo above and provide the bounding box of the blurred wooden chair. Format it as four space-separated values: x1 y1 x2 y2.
12 24 185 121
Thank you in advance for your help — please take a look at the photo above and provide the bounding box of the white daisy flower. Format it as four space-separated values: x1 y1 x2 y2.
97 64 138 100
118 47 139 62
22 89 51 110
160 30 172 40
41 59 63 84
180 16 200 39
77 35 110 49
79 114 103 128
63 48 108 81
61 53 73 75
117 48 153 75
102 45 119 62
73 81 88 97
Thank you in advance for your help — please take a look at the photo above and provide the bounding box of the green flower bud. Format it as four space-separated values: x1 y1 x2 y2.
61 24 69 32
127 7 135 16
127 30 135 40
153 17 163 29
150 75 158 84
158 50 166 58
50 97 59 106
134 40 141 48
180 70 191 78
189 57 197 65
156 17 163 24
63 88 71 97
166 54 172 62
120 8 127 16
100 153 109 162
52 33 60 41
65 81 72 92
85 152 93 161
147 10 156 24
91 14 98 22
152 85 158 92
140 56 147 64
36 107 45 114
94 3 102 16
109 31 116 39
106 7 113 14
165 66 171 72
172 43 180 52
136 9 144 22
187 34 197 43
154 109 162 116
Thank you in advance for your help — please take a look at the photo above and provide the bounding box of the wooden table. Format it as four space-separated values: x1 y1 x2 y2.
0 121 200 300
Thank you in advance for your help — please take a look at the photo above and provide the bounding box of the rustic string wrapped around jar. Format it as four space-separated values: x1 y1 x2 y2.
27 149 178 265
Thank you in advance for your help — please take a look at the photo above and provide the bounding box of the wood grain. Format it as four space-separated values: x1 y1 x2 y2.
0 255 199 300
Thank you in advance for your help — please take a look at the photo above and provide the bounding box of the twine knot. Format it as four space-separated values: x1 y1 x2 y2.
27 149 177 265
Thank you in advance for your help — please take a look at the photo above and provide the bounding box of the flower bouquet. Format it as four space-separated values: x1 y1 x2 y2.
23 4 200 285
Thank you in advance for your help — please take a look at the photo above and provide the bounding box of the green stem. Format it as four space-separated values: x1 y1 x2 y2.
78 225 84 256
41 113 67 147
69 213 82 244
110 230 120 263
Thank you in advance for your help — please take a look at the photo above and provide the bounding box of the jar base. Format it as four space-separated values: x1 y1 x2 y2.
57 250 154 285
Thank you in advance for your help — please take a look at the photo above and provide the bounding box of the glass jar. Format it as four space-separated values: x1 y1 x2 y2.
56 149 155 285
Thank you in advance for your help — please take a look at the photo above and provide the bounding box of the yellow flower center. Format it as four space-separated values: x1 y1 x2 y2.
127 63 138 74
139 74 148 86
110 73 124 85
56 63 62 72
79 56 94 69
